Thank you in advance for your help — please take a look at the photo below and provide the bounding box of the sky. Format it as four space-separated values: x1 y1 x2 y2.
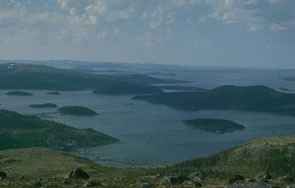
0 0 294 68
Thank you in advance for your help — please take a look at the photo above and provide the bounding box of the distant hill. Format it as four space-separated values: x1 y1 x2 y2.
58 106 98 116
30 103 58 108
133 85 295 116
6 91 33 96
0 110 118 151
0 63 184 90
93 81 163 95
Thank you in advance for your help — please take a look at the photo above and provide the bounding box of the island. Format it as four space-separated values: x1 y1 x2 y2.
57 106 98 116
183 118 245 134
0 109 118 151
93 82 163 95
46 91 61 95
6 91 33 96
30 103 58 108
133 85 295 116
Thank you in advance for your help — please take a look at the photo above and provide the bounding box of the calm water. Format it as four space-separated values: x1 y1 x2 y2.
1 68 295 167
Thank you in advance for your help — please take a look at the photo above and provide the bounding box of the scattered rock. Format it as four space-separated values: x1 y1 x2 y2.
0 171 7 179
83 180 103 187
226 182 273 188
229 175 245 184
255 173 272 182
160 177 171 185
65 168 90 179
189 171 205 181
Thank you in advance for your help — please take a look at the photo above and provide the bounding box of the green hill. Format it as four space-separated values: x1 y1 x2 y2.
0 63 183 90
183 118 245 134
0 110 118 151
133 85 295 116
6 91 33 96
30 103 57 108
153 136 295 179
57 106 98 116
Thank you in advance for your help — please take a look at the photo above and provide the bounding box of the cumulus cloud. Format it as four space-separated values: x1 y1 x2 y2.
0 0 294 47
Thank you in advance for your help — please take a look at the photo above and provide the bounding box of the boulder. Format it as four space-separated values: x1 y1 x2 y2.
255 173 272 181
65 168 90 179
189 171 205 182
229 175 245 184
0 171 7 179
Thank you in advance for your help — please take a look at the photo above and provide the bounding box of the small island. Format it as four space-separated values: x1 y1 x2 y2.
46 91 60 95
183 118 245 134
30 103 58 108
6 91 33 96
58 106 98 116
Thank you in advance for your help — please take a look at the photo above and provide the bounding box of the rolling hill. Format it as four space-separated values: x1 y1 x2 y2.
133 85 295 116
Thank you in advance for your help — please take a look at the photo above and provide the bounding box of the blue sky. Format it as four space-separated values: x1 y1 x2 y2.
0 0 294 68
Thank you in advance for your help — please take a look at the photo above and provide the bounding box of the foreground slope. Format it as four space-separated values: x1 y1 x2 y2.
134 85 295 116
2 136 295 187
0 110 118 151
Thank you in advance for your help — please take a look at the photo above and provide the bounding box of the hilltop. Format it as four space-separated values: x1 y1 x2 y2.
134 85 295 116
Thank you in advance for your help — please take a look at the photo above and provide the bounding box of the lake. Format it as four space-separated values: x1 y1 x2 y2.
1 68 295 167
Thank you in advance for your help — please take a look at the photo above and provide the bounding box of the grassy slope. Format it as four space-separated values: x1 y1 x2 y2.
2 136 295 187
148 136 295 179
133 85 295 116
0 110 118 151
